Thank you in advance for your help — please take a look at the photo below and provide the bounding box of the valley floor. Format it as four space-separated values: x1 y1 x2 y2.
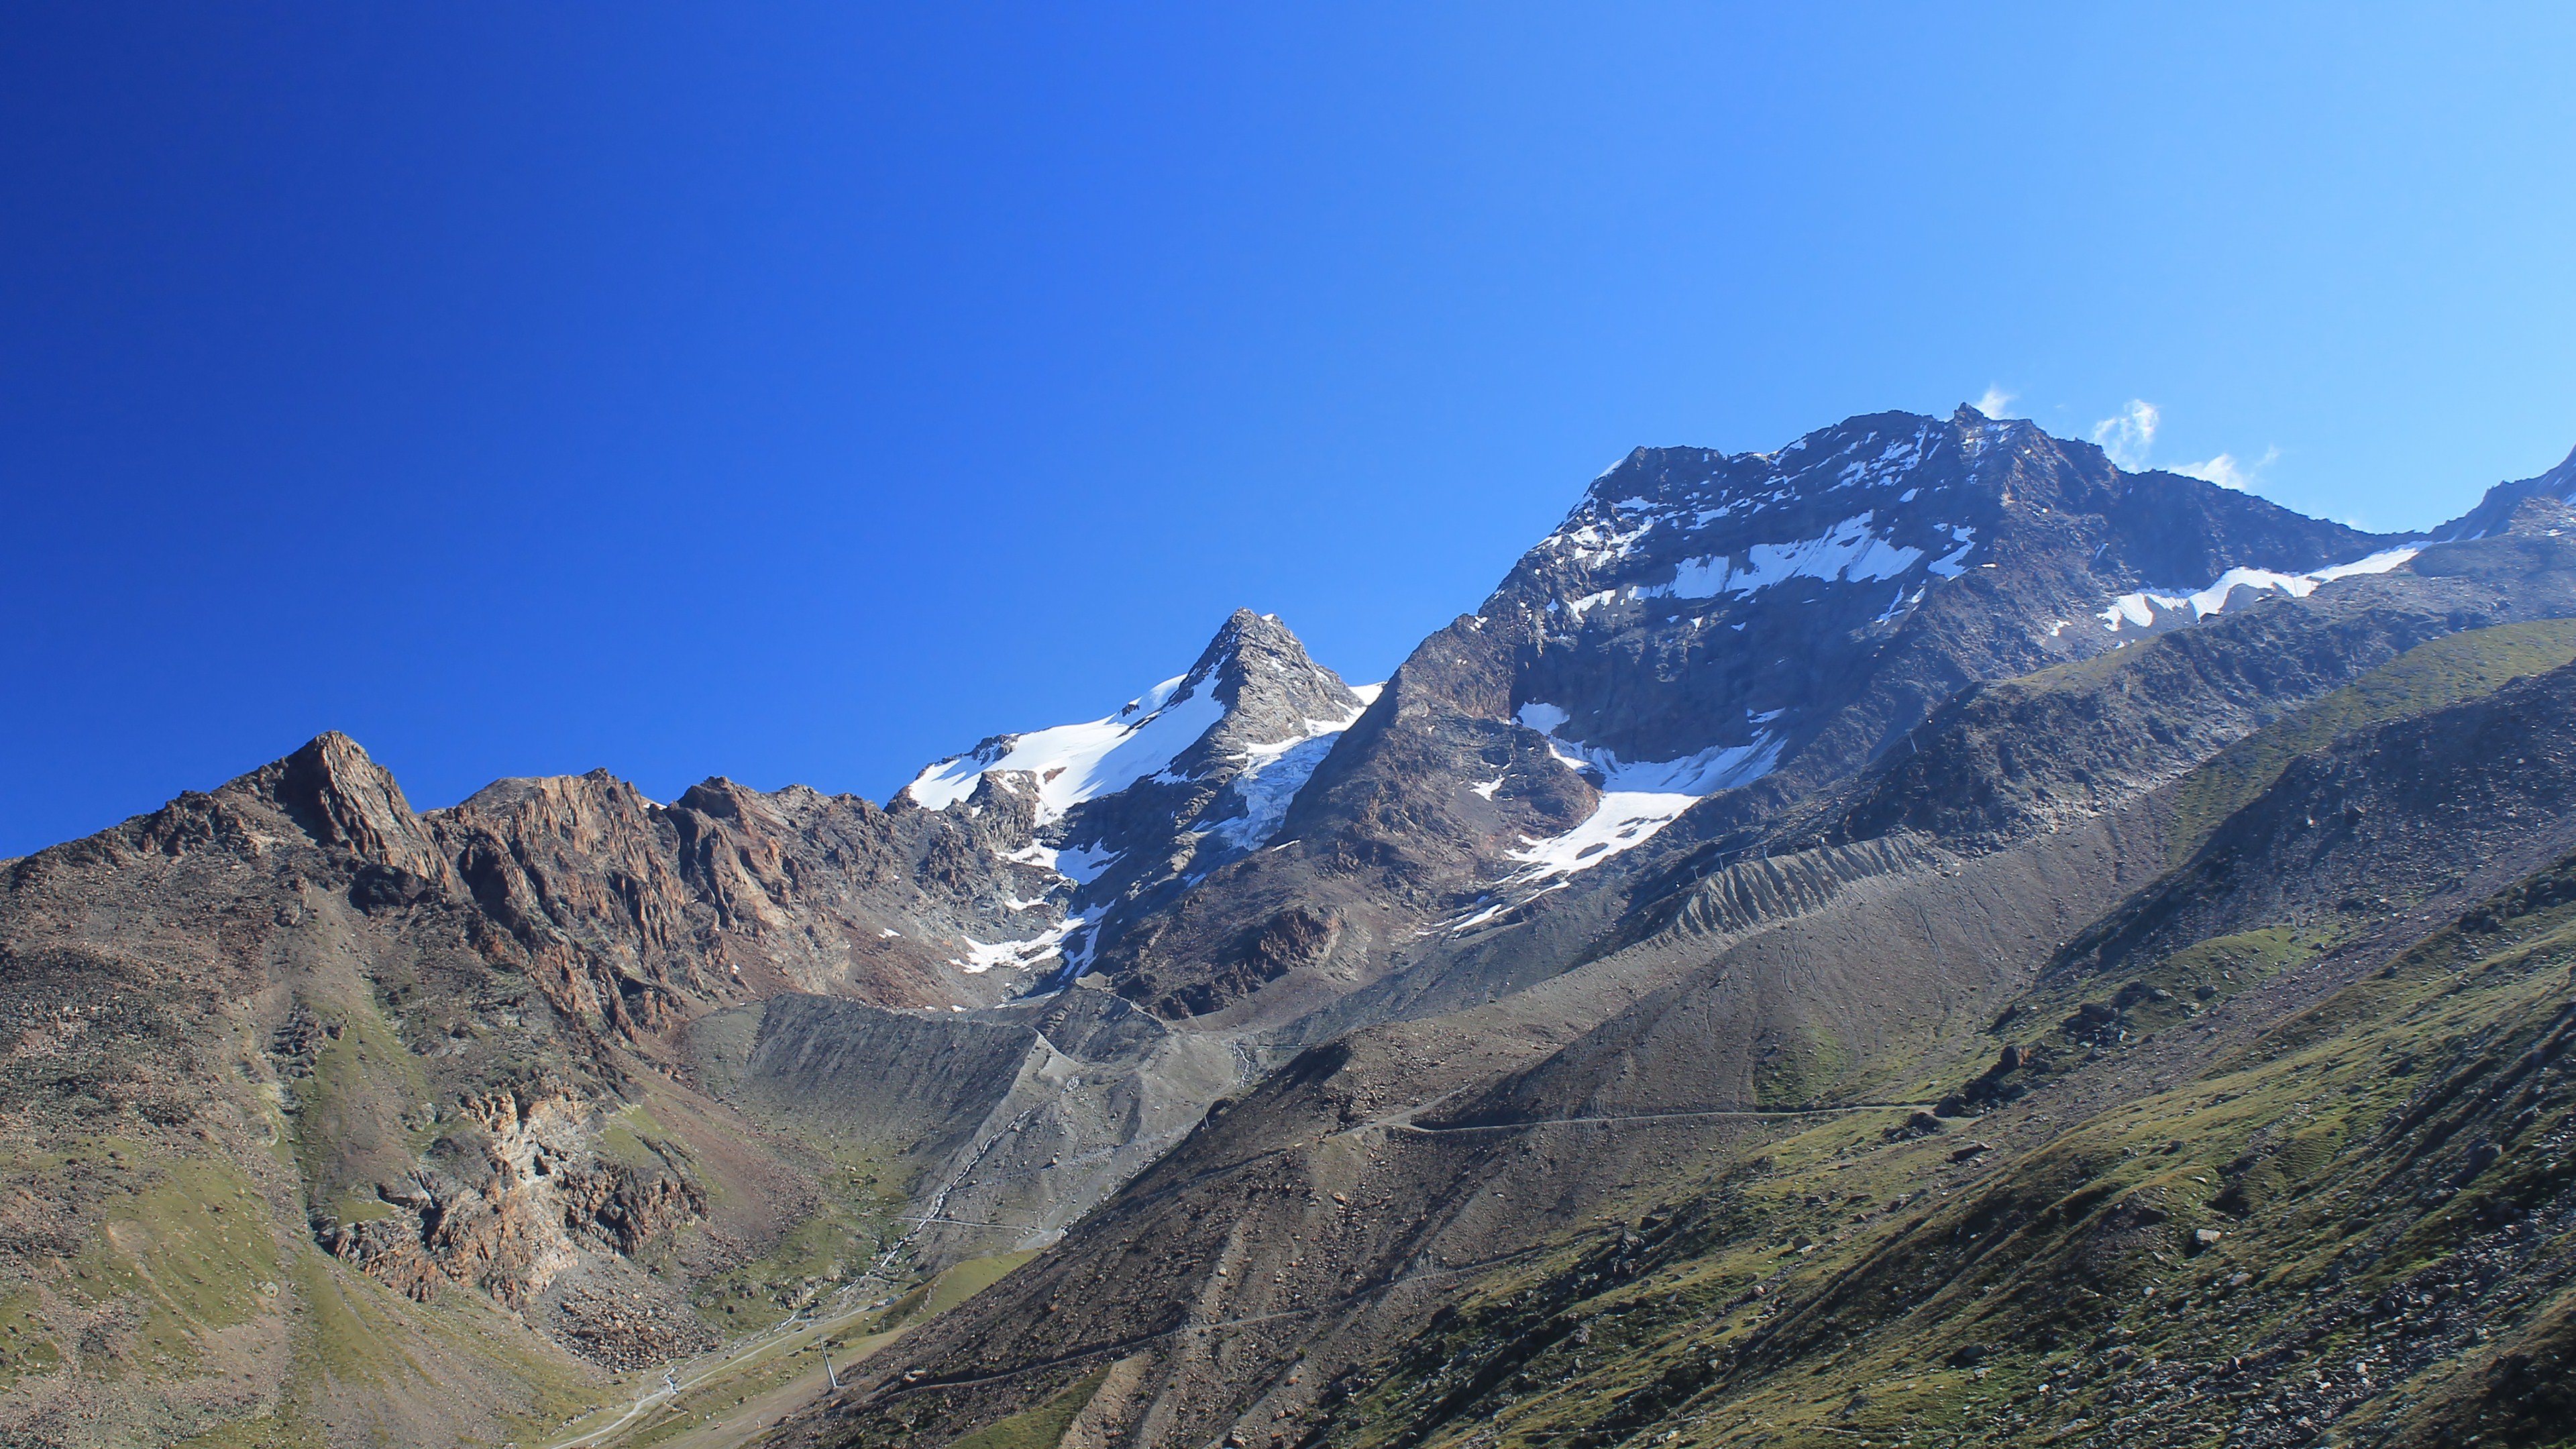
547 1253 1035 1449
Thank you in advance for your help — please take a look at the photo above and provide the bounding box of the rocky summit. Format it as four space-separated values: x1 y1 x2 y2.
8 409 2576 1449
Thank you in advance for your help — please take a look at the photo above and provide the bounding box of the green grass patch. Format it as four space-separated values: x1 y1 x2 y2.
171 1404 331 1449
1968 925 2322 1111
945 1365 1109 1449
67 1155 280 1379
0 1285 62 1391
285 997 436 1212
254 1245 597 1448
922 1251 1039 1319
689 1138 910 1332
2029 924 2310 1032
2166 619 2576 865
1750 1025 1860 1110
596 1104 674 1172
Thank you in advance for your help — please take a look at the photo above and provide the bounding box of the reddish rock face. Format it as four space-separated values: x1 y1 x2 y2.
313 1086 706 1336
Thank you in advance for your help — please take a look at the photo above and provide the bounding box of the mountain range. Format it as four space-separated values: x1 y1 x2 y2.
8 407 2576 1449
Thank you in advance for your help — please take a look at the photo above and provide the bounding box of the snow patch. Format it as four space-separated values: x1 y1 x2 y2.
1503 704 1784 883
1198 695 1369 855
1617 513 1929 608
1925 526 1977 578
2310 546 2424 582
1432 896 1507 934
951 914 1088 975
1515 702 1571 734
1552 514 1660 566
904 669 1230 823
1564 589 1619 620
1051 842 1120 885
2095 547 2421 633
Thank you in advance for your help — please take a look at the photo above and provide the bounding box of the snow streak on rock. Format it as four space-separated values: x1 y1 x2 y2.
1200 684 1379 855
2095 547 2422 633
903 674 1226 824
900 611 1374 984
1501 702 1782 884
1527 417 1999 637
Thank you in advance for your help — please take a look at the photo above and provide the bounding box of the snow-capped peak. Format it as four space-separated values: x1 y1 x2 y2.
904 673 1224 824
1511 413 2002 631
902 610 1377 988
901 610 1370 830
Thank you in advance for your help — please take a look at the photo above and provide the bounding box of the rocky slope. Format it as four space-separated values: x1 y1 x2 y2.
1075 408 2419 1032
794 625 2576 1449
2430 444 2576 543
773 423 2576 1449
0 607 1377 1444
7 409 2576 1449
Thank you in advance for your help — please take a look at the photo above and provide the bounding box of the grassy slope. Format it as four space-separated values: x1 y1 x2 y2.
944 1367 1110 1449
551 1252 1042 1449
52 987 947 1448
684 1133 909 1336
3 1090 600 1449
1260 627 2576 1449
2163 619 2576 865
1291 856 2576 1449
92 947 916 1444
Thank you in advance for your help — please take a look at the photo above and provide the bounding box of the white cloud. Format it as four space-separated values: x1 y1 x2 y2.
2171 445 2282 492
1972 386 2020 419
2090 399 2160 470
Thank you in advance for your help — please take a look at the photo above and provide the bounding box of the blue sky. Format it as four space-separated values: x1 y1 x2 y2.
4 3 2571 857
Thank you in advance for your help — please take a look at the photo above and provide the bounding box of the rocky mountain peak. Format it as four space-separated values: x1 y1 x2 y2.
900 610 1368 833
2432 441 2576 543
891 611 1377 984
1511 409 2390 645
1175 413 2432 981
1169 608 1370 769
252 731 443 879
1498 412 2049 651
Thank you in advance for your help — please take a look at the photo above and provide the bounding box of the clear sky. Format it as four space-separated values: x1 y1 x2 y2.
5 4 2571 858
